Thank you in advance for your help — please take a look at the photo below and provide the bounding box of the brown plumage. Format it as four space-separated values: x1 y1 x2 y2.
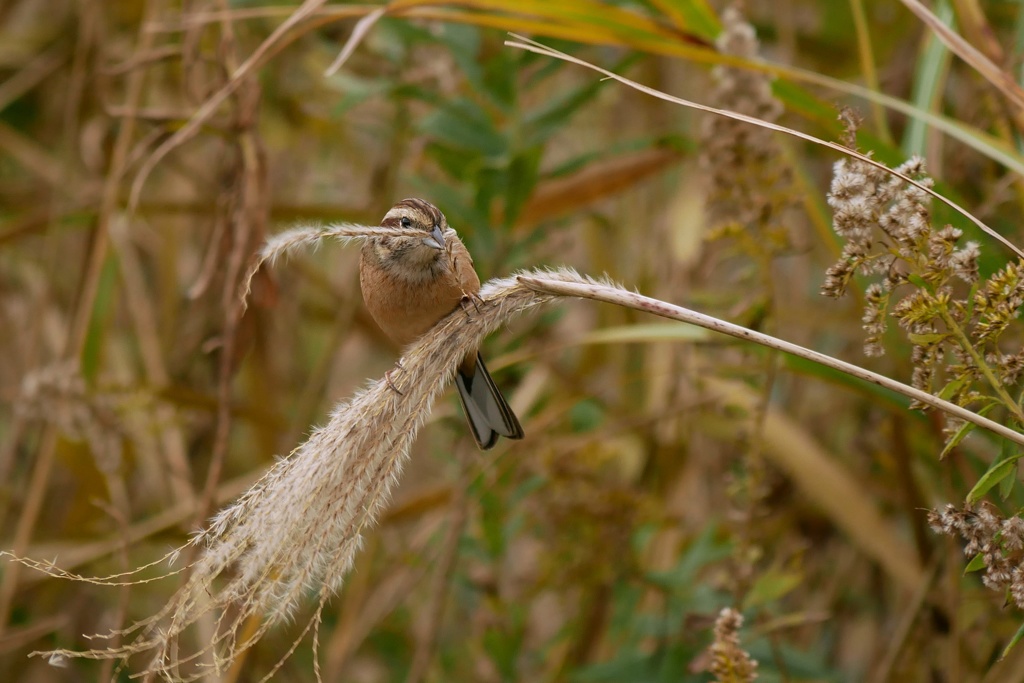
359 198 524 450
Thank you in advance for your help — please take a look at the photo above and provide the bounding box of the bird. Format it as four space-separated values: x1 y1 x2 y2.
359 198 524 450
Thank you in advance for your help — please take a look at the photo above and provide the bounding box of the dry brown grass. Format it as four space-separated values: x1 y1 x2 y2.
6 1 1024 681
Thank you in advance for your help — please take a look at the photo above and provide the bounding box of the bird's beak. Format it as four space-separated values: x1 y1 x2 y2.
423 225 446 250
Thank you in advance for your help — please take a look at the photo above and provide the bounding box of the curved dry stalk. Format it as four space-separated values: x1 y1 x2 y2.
503 35 1024 262
12 265 1020 677
323 6 387 76
518 275 1024 447
238 222 425 309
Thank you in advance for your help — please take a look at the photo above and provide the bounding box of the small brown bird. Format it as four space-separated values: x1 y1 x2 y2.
359 198 524 450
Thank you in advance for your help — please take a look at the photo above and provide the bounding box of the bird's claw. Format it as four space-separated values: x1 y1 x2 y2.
459 293 484 320
384 369 404 395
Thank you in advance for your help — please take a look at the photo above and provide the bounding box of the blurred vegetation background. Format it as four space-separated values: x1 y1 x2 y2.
4 0 1024 680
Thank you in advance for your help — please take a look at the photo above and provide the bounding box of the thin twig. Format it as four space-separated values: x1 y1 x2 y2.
128 0 327 211
324 6 387 76
503 35 1024 261
517 275 1024 447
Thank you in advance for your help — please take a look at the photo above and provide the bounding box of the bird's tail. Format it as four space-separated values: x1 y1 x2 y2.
455 352 524 450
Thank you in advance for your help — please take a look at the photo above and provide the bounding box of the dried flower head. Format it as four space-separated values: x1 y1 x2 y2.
862 283 889 357
822 152 935 301
973 261 1024 345
929 503 1024 608
708 607 758 682
17 360 132 474
823 116 1024 426
701 6 794 257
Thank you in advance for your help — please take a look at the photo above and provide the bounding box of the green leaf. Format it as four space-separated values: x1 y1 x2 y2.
439 23 518 111
574 322 709 346
504 146 542 226
1001 620 1024 660
573 652 658 683
902 0 954 157
965 281 980 320
662 0 721 40
545 134 691 178
783 354 913 410
474 167 504 233
939 419 975 459
414 181 489 244
481 601 525 681
83 252 119 382
908 332 948 345
523 62 618 146
1000 439 1019 500
938 376 969 402
569 398 605 433
967 453 1024 505
418 97 506 157
439 23 484 92
1001 464 1018 500
939 402 997 460
325 73 395 116
745 569 802 608
477 486 506 558
906 273 934 292
425 141 481 180
964 552 987 573
370 17 440 63
646 526 731 590
772 79 841 129
481 51 518 111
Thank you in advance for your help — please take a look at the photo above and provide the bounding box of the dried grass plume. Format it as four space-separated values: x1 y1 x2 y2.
12 257 605 679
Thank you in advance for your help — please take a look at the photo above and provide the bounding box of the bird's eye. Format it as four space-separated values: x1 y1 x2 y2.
400 217 412 228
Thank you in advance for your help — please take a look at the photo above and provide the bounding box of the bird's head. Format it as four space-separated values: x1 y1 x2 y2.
370 198 451 271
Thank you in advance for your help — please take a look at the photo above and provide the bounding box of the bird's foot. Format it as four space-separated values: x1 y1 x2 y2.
384 369 404 395
459 293 485 319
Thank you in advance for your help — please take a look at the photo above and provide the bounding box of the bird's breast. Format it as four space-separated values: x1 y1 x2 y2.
360 261 467 347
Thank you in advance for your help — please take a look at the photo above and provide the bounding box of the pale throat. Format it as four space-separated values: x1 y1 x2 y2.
378 240 448 284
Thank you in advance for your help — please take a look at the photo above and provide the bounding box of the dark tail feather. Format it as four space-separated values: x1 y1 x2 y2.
455 353 524 450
